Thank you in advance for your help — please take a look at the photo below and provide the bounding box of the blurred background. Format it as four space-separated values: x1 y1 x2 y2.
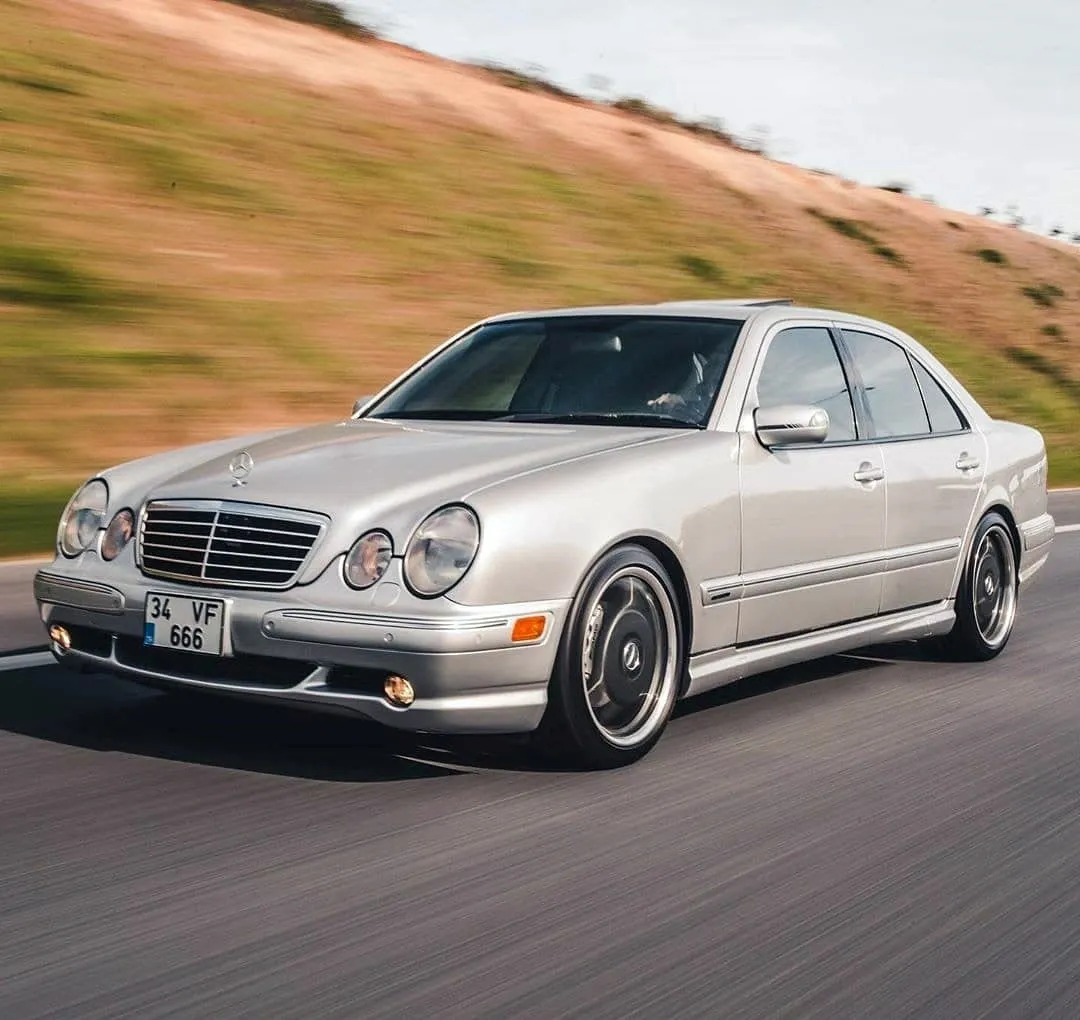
3 0 1079 557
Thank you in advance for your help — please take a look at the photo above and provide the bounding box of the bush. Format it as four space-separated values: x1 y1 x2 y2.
873 245 905 265
806 208 875 245
1005 347 1080 403
975 247 1007 265
804 208 907 268
472 62 582 102
1041 324 1064 340
878 181 910 194
216 0 378 39
1022 283 1065 308
676 254 723 283
610 98 734 147
612 96 677 126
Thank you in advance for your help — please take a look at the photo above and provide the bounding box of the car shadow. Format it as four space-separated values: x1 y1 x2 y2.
0 664 553 782
1 641 936 782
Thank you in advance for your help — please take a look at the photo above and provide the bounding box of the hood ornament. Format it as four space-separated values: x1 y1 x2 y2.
228 451 254 486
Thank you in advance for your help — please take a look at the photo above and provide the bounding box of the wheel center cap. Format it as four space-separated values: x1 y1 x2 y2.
621 638 643 674
984 575 996 596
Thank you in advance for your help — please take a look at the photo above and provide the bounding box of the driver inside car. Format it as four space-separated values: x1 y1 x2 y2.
647 349 721 417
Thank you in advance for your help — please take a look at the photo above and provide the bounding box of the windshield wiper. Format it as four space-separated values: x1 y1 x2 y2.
494 412 703 429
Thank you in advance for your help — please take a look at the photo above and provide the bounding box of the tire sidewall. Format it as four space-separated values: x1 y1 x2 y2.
954 511 1018 660
543 544 685 768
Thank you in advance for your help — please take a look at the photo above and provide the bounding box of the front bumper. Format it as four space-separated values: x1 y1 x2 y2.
33 558 569 735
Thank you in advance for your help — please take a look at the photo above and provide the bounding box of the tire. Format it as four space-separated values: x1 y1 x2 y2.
535 544 685 770
938 511 1019 661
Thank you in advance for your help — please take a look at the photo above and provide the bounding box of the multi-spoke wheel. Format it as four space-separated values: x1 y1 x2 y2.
536 545 684 769
939 511 1019 661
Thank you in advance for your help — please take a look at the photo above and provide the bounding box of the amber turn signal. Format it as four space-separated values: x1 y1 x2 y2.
511 615 546 643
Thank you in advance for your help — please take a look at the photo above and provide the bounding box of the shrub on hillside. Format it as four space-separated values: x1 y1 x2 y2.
217 0 378 39
471 62 583 102
676 254 723 283
1022 283 1065 308
975 247 1006 265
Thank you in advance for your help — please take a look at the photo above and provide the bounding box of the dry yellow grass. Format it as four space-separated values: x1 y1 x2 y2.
2 0 1079 551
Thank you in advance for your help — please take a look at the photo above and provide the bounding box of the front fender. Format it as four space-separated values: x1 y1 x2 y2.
447 432 742 652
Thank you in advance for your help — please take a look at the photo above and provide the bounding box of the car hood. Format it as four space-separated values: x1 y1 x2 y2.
131 418 677 575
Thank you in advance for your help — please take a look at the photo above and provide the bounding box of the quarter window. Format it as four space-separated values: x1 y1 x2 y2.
842 330 930 438
756 327 857 442
912 359 966 433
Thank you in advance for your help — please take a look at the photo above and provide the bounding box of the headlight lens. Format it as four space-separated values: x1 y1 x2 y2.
343 530 393 590
100 508 135 561
404 505 480 597
58 479 109 557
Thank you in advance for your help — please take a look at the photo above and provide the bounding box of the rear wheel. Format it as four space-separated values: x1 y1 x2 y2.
939 511 1018 661
536 545 684 770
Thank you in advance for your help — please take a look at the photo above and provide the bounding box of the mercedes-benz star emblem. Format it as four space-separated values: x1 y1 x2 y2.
228 451 254 486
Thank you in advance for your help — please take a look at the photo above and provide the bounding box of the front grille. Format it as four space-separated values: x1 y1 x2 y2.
138 500 326 589
114 637 315 688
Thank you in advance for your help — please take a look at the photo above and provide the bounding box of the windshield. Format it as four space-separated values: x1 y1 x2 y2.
363 315 743 428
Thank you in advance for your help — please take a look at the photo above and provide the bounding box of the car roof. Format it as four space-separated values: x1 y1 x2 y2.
479 298 877 328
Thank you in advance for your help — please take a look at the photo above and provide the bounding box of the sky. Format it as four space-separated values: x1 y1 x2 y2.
348 0 1080 233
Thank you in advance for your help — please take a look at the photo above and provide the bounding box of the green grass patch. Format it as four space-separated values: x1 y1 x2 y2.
0 72 81 97
0 484 73 559
0 241 141 316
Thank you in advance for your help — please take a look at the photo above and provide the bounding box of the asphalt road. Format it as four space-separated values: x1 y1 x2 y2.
2 494 1080 1018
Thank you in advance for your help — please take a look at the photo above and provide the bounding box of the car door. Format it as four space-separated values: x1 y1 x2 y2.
837 326 985 613
736 323 887 645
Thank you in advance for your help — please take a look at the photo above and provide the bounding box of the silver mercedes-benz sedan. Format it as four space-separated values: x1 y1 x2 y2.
34 298 1054 768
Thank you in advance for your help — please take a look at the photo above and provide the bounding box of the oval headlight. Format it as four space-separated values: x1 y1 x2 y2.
58 479 109 558
100 508 135 562
404 505 480 598
343 530 394 590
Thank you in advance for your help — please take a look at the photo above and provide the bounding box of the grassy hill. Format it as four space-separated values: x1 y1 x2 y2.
3 0 1080 555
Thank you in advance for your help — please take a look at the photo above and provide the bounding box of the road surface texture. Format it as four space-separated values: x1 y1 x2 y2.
2 493 1080 1018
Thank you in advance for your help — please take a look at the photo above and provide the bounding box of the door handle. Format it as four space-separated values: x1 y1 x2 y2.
955 453 981 472
854 463 884 484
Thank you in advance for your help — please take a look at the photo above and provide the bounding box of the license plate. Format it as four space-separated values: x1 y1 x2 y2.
143 592 226 656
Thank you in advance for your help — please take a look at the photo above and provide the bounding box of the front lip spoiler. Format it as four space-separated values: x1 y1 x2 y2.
50 642 548 734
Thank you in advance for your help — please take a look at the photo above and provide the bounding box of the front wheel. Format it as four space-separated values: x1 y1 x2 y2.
535 545 685 770
939 511 1019 661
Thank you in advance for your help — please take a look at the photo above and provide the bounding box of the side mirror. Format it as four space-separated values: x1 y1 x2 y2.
352 394 375 416
754 404 829 448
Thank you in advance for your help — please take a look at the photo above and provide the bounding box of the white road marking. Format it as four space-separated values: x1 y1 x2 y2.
0 650 54 673
1055 524 1080 534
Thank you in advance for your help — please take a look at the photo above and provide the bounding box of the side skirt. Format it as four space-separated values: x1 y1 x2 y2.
683 601 955 699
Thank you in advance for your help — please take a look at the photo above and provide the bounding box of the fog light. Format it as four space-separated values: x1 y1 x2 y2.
511 615 547 643
49 625 72 652
384 674 414 707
